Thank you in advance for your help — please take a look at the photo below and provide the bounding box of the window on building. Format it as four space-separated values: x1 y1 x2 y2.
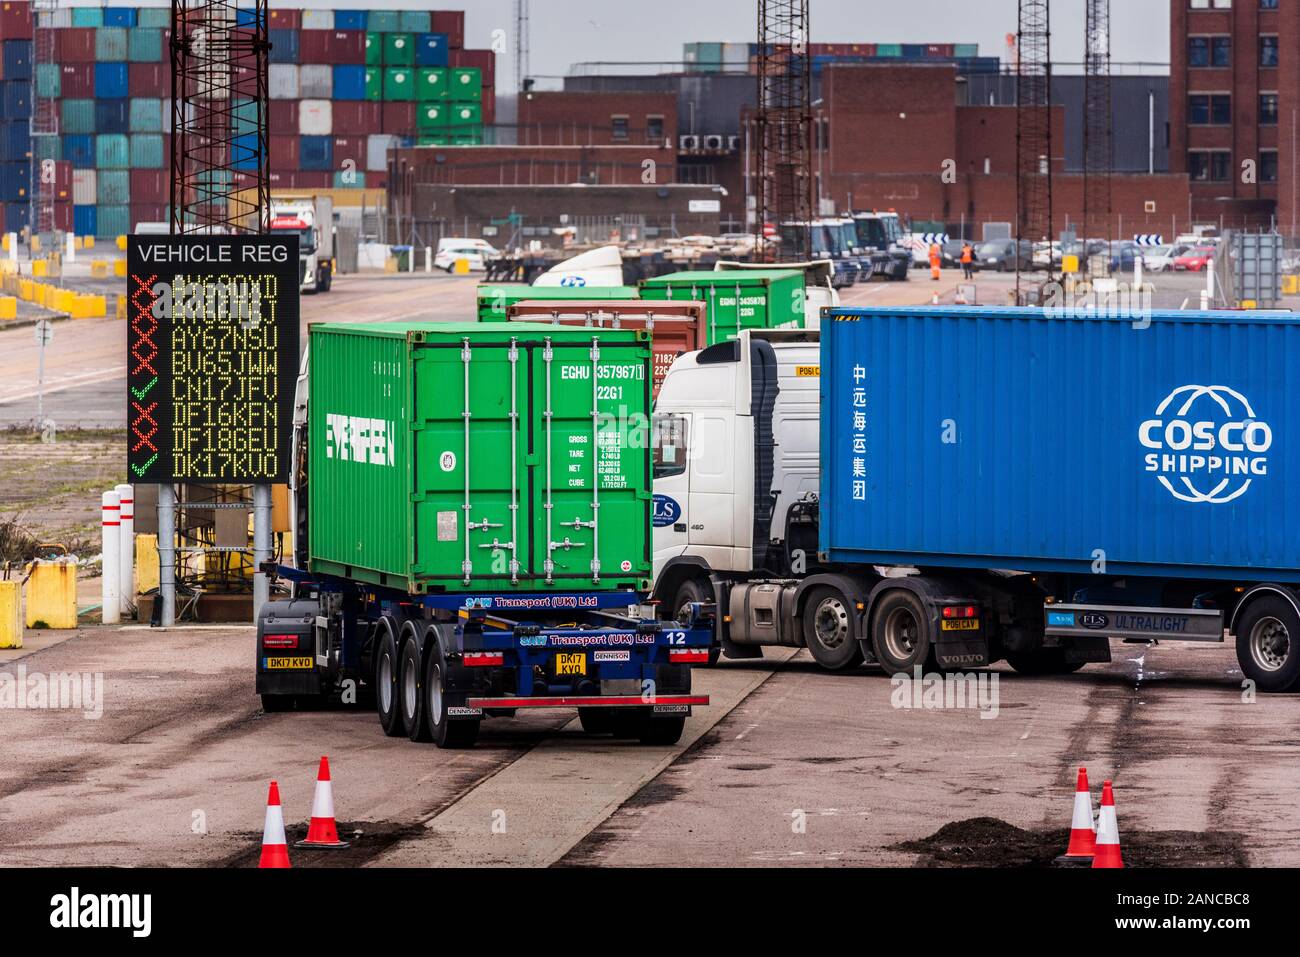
1188 36 1209 67
1260 36 1279 67
1189 94 1231 124
1260 151 1278 183
1260 93 1279 125
1190 0 1232 7
646 115 664 141
611 115 629 141
1188 151 1231 181
1260 0 1278 9
1212 37 1231 66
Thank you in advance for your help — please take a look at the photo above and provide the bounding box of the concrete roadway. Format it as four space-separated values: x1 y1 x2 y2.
0 625 1295 867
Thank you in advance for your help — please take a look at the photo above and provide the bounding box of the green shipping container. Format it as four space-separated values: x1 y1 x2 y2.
33 136 60 162
365 32 382 66
232 98 258 136
61 99 96 135
96 27 128 61
398 10 431 32
638 269 806 344
450 67 482 99
96 168 130 205
954 43 980 58
364 67 383 101
129 98 164 133
451 131 485 145
416 66 448 101
71 8 103 27
476 285 640 321
366 9 400 32
138 8 172 29
417 133 449 146
35 62 60 99
383 67 413 100
447 102 481 127
128 28 163 62
875 43 903 58
383 32 414 65
97 204 130 237
307 322 654 593
333 171 366 188
416 102 447 130
130 133 164 168
95 133 129 169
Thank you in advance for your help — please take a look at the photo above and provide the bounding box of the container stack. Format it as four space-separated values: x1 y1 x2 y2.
0 0 34 234
686 40 998 77
4 4 498 235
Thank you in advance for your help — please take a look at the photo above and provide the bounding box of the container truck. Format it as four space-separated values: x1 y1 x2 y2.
476 283 640 322
712 259 840 318
269 195 334 293
505 299 705 398
650 307 1300 693
256 322 712 747
850 211 912 281
639 269 807 342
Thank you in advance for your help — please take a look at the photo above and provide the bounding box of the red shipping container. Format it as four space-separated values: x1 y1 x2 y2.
53 202 73 232
331 135 365 170
269 134 299 170
430 11 464 50
59 64 95 97
450 48 496 88
0 0 33 39
53 159 72 196
382 101 415 135
481 87 495 126
279 171 330 189
298 29 331 63
266 8 301 30
129 63 168 97
326 30 365 63
269 99 299 133
59 27 96 62
331 100 382 133
130 169 168 204
366 171 387 191
130 203 166 228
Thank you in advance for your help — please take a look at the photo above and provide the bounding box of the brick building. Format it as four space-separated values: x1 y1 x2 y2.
517 91 678 148
1170 0 1292 229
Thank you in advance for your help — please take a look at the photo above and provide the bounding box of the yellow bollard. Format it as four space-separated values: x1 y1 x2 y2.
24 560 78 629
90 259 109 279
0 580 20 648
31 259 47 277
30 234 40 253
0 296 15 320
85 236 95 249
135 534 160 595
115 235 127 251
116 293 128 320
113 259 127 277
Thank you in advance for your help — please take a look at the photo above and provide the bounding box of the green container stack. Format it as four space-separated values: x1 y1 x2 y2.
61 99 95 135
128 28 162 62
95 133 129 169
307 322 654 593
130 133 164 168
382 32 414 66
638 269 807 344
96 169 130 205
383 67 413 100
129 98 163 133
35 63 60 99
476 285 641 322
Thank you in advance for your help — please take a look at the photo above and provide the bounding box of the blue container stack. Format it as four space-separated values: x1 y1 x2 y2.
1 24 34 230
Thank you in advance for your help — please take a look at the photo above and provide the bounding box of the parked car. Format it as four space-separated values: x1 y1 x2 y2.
973 239 1034 272
434 238 501 272
1173 245 1217 272
1108 240 1141 273
1139 243 1191 272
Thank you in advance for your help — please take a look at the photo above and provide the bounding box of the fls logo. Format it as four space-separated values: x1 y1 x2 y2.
652 494 682 528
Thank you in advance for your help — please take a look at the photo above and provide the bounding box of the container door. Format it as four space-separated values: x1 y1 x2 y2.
531 335 650 587
411 337 529 586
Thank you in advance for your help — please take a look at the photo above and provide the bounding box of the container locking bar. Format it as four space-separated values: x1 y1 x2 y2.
543 337 555 584
461 337 473 585
507 337 520 584
588 337 601 584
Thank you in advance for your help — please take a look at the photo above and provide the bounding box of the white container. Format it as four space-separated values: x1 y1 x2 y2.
298 64 333 99
298 99 333 136
268 64 300 100
301 8 334 30
72 169 96 206
366 133 396 173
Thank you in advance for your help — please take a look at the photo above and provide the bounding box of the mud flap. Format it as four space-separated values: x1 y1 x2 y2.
934 636 990 670
1061 636 1111 664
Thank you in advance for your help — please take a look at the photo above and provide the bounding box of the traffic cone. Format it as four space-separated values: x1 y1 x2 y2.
954 286 968 305
295 755 350 849
1091 780 1124 868
258 781 291 868
931 291 940 305
1061 767 1096 860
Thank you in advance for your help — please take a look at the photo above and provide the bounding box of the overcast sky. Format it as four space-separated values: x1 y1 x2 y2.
457 0 1172 90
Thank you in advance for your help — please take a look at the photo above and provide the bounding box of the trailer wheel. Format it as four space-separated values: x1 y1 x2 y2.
1235 595 1300 693
672 578 720 666
869 589 933 675
608 708 645 738
375 623 404 737
578 707 613 734
638 714 686 746
1006 649 1086 675
425 642 480 748
400 638 432 742
802 586 865 671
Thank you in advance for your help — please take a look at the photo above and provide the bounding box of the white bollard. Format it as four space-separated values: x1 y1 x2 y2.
101 491 121 625
425 246 432 273
1206 257 1215 304
6 232 15 262
1134 255 1143 295
65 231 75 264
115 483 134 616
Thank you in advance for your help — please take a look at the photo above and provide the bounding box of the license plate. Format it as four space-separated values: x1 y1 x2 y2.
263 656 314 669
940 619 980 632
554 652 587 676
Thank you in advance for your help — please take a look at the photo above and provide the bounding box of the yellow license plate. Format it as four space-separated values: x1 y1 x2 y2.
264 656 314 669
941 619 980 632
554 652 587 676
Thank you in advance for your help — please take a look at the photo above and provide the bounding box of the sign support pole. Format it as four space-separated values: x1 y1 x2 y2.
159 483 176 626
253 484 271 623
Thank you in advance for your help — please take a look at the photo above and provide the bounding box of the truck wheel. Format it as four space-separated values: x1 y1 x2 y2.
400 638 432 742
425 641 480 748
672 578 721 666
869 589 933 675
260 693 296 713
375 624 404 737
578 707 613 734
1235 595 1300 693
608 708 644 738
1006 649 1085 675
638 714 686 746
802 586 864 671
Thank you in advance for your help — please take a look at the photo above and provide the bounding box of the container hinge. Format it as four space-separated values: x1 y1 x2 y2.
543 558 555 583
560 517 595 529
476 537 514 551
590 558 601 582
468 518 503 531
550 538 586 551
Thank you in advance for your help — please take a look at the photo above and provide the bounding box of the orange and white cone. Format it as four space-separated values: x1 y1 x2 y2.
1091 780 1124 868
295 755 350 848
931 291 940 305
1061 766 1096 859
258 781 291 868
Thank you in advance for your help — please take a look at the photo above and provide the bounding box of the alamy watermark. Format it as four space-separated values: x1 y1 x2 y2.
0 665 104 719
890 665 999 719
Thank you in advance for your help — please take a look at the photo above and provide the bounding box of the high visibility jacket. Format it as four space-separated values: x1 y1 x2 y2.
960 246 973 263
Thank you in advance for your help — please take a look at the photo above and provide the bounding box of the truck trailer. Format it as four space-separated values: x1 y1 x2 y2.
257 322 712 747
650 307 1300 692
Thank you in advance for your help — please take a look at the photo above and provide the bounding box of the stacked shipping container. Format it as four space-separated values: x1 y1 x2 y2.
5 4 496 234
684 40 997 77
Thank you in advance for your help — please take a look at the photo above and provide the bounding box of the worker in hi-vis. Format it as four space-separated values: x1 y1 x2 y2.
929 242 942 281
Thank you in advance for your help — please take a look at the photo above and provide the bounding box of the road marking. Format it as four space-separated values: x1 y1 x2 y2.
0 365 127 404
367 649 800 867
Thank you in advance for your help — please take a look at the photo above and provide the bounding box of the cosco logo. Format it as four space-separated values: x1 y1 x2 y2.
1139 385 1273 504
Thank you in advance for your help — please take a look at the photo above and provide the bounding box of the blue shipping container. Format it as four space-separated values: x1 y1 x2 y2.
0 161 29 201
3 39 32 80
74 204 97 237
269 29 299 64
1 81 32 119
94 62 129 98
95 98 129 134
334 10 368 31
102 7 137 28
5 201 29 233
232 132 259 171
0 120 29 162
64 134 95 168
821 307 1300 583
415 32 448 66
333 65 367 100
299 134 333 170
